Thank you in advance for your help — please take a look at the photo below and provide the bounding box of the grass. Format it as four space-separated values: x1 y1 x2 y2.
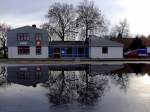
0 53 8 59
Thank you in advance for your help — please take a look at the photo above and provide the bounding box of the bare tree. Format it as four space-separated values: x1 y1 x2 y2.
77 0 108 40
0 23 11 58
42 2 76 41
111 19 129 38
148 35 150 38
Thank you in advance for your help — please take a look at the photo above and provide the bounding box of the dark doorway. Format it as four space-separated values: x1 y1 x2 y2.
54 48 60 58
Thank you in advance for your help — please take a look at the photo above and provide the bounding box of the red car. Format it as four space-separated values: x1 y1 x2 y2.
124 50 139 58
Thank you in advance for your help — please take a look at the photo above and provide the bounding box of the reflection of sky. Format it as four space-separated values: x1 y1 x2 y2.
1 0 150 35
100 73 150 112
0 84 50 112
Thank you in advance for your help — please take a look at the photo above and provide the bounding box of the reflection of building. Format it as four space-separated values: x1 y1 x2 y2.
112 64 150 74
6 64 127 87
48 64 88 71
7 66 49 86
88 64 124 76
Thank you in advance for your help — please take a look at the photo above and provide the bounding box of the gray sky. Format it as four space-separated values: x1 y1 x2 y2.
0 0 150 35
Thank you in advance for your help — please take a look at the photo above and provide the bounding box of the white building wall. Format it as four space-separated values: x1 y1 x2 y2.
90 47 123 59
8 47 48 58
147 47 150 53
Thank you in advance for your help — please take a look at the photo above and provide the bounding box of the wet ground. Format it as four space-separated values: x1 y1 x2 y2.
0 63 150 112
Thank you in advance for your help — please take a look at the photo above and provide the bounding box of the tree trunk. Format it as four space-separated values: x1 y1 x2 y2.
3 41 6 58
85 26 88 41
62 28 65 41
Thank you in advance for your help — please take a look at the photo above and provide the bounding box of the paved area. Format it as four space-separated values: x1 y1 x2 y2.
0 59 150 65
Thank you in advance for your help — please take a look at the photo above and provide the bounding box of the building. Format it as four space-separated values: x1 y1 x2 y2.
89 36 123 59
49 41 89 58
48 38 123 59
111 38 133 50
7 26 123 59
7 25 49 58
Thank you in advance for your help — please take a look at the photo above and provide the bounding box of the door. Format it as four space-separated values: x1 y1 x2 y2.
54 48 61 58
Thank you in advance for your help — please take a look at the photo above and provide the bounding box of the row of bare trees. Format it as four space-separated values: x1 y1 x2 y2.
111 19 129 38
41 0 108 41
41 0 129 41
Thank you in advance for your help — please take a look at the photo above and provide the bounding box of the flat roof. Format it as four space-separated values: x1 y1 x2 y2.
49 41 88 46
89 35 123 47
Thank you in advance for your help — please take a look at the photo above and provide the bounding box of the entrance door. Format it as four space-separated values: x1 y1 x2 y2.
54 48 61 58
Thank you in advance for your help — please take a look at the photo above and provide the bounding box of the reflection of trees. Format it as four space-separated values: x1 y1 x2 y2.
44 70 109 105
129 64 146 74
46 71 80 105
110 73 129 92
77 72 109 105
0 66 7 87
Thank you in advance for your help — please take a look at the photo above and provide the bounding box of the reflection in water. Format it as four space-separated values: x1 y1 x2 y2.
129 64 146 74
46 70 109 105
1 63 150 112
7 66 49 87
0 66 8 87
110 73 129 92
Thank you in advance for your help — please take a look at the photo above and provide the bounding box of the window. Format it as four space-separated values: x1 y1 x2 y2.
17 71 30 80
85 48 89 56
35 33 42 40
102 47 108 54
36 46 41 55
78 48 84 54
17 33 30 41
66 48 72 54
18 46 30 55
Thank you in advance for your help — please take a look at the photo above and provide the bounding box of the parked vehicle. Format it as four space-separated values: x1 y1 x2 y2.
138 49 147 57
124 49 147 58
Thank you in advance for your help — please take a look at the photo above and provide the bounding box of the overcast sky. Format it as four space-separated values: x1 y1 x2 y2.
0 0 150 36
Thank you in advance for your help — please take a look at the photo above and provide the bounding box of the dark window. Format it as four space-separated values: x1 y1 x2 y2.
78 48 84 54
54 48 60 58
17 71 30 80
66 48 72 54
36 46 41 55
102 47 108 54
35 33 42 40
85 48 89 55
17 33 30 41
54 48 60 53
18 46 30 55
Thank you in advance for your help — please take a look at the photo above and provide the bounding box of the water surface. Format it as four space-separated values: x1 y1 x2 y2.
0 64 150 112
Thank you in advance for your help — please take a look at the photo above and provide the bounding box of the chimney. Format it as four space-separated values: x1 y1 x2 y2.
32 24 36 28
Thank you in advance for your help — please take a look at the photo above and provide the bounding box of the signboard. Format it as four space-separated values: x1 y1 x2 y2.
19 42 27 45
36 40 41 47
19 67 28 71
36 66 41 71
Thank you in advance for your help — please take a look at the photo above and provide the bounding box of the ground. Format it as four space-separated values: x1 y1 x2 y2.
0 59 150 65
